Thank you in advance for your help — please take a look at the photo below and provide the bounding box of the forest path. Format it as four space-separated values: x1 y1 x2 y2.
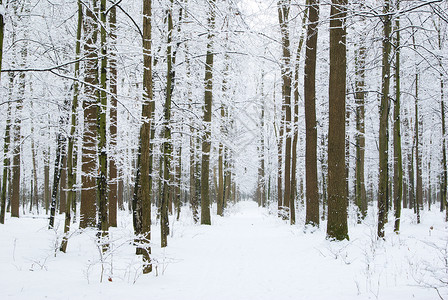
1 200 436 300
152 200 354 300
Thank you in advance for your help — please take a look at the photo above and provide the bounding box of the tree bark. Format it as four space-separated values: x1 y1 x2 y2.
278 0 292 221
161 0 175 246
108 4 118 227
355 43 367 222
80 0 99 228
0 102 12 224
291 11 306 224
60 0 82 253
97 0 109 250
132 0 153 273
414 65 422 224
304 0 319 226
44 147 50 214
200 0 216 225
49 123 66 229
218 104 225 215
59 154 67 214
31 122 39 214
393 2 403 232
11 79 25 219
441 62 447 217
327 0 348 241
377 0 392 239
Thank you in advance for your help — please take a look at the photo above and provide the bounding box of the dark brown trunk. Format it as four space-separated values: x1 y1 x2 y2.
80 0 99 228
304 0 319 226
108 5 118 227
377 0 392 238
327 0 348 241
200 0 216 225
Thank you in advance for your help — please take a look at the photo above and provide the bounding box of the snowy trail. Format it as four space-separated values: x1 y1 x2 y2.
149 201 357 300
1 200 444 300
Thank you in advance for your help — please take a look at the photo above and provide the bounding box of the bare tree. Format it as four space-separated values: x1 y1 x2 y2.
304 0 320 226
326 0 348 240
200 0 216 225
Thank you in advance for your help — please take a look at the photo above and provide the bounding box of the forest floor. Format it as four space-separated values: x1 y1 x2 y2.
0 200 447 300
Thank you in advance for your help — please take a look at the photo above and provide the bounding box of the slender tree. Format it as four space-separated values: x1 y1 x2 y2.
218 102 225 214
393 0 403 232
257 71 266 208
161 0 175 247
97 0 109 248
0 102 12 224
0 0 10 220
410 27 421 224
59 154 67 214
290 11 307 224
304 0 319 226
276 93 284 217
200 0 216 225
378 0 392 238
30 107 39 214
414 61 422 224
60 0 83 253
44 145 50 214
186 42 199 223
354 12 367 221
11 53 26 219
278 0 292 220
437 19 447 217
132 0 153 273
108 4 118 227
49 107 68 229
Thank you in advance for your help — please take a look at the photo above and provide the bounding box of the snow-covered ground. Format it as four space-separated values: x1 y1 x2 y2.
1 201 447 300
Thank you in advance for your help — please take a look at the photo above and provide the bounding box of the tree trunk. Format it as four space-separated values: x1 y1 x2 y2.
0 102 12 224
291 12 306 224
224 149 231 208
30 97 40 214
80 0 99 228
277 120 284 217
108 4 118 227
441 75 447 216
44 147 50 214
60 0 82 253
408 146 415 210
11 79 25 218
278 0 292 221
218 104 225 215
49 125 66 229
304 0 319 226
355 42 367 222
59 154 67 214
97 0 109 251
260 105 266 208
175 145 182 220
414 67 422 224
393 2 403 232
133 0 153 273
327 0 348 241
184 32 199 223
377 0 392 239
200 0 216 225
161 0 175 247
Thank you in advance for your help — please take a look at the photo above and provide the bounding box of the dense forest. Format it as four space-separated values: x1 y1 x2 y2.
0 0 447 298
